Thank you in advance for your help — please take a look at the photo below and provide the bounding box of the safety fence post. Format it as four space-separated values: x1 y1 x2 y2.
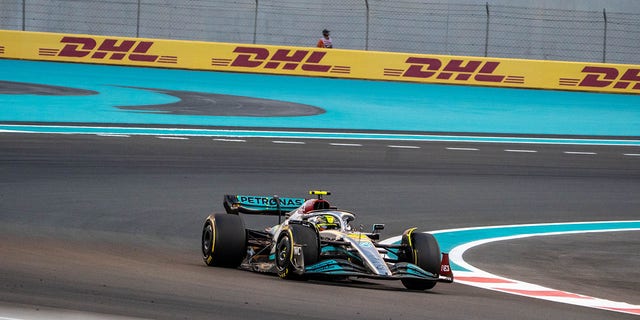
136 0 141 37
22 0 26 30
484 2 489 57
365 0 370 50
253 0 259 44
602 8 607 63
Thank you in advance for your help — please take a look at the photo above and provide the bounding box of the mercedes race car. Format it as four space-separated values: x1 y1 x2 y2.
201 191 453 290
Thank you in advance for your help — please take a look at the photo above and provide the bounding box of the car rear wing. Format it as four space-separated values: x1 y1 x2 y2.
223 194 306 215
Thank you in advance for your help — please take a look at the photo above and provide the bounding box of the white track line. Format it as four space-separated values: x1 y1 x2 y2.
505 149 537 153
382 221 640 316
96 134 130 137
447 147 479 151
272 140 306 144
387 145 420 149
156 136 189 140
213 138 246 142
445 224 640 316
623 153 640 156
564 151 597 155
329 143 362 147
3 124 640 146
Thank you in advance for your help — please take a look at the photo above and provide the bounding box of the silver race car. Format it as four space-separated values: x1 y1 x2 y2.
201 191 453 290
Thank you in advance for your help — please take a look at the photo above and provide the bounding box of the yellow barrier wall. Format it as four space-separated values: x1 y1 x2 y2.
2 30 640 94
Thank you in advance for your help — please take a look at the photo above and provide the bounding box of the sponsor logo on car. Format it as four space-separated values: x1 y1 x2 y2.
237 195 305 207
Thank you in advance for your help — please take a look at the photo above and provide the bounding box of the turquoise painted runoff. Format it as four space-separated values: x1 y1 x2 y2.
432 221 640 272
1 59 640 137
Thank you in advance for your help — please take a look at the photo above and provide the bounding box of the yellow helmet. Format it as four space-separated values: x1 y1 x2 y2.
314 215 340 231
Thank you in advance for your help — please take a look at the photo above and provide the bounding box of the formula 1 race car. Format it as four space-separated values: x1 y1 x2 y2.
201 191 453 290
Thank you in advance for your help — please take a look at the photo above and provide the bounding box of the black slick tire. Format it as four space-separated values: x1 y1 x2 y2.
401 232 441 290
202 213 246 268
275 223 319 279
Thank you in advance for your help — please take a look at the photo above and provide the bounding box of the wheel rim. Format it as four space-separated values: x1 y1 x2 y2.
276 236 291 270
202 224 213 256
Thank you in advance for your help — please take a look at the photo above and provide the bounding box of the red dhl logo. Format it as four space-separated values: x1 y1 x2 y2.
560 66 640 90
211 47 351 74
39 36 177 63
385 58 524 84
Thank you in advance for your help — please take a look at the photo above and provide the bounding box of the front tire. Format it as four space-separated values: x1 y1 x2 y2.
401 231 441 290
202 214 246 267
275 224 319 279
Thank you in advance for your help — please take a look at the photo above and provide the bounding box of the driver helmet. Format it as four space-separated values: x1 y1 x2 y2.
313 214 340 231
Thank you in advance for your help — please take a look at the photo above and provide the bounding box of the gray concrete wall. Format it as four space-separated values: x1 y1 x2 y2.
1 0 639 64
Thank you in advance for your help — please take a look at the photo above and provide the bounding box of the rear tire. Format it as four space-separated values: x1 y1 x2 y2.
202 214 246 268
275 224 319 279
401 232 441 290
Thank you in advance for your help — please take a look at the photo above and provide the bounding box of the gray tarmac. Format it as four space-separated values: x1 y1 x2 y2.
116 87 326 116
0 133 639 319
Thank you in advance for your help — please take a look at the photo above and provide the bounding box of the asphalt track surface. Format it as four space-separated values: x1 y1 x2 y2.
1 133 639 319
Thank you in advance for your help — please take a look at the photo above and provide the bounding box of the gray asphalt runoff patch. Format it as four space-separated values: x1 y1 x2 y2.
116 87 326 117
0 80 98 96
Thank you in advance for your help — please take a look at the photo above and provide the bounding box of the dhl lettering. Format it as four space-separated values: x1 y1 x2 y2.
231 47 268 67
579 66 640 90
401 58 506 83
230 47 331 72
58 37 96 57
56 36 158 62
403 57 441 78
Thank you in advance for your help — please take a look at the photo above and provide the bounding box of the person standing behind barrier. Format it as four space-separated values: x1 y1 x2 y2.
317 29 333 48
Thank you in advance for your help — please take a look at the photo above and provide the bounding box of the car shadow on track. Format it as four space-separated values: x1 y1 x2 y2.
239 269 444 294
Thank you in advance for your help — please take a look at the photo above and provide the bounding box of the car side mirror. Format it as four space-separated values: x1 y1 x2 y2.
372 224 385 233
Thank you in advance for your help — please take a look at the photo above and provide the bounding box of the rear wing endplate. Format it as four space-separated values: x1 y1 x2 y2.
223 194 306 215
